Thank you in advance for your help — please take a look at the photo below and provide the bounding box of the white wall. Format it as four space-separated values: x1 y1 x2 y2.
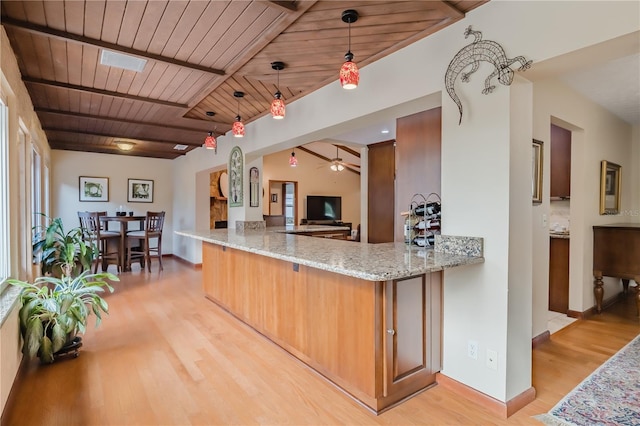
170 1 639 403
51 151 175 255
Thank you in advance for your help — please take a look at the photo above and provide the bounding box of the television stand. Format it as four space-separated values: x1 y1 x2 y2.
301 219 351 230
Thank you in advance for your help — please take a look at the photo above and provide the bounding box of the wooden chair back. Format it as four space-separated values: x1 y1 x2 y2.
145 211 165 235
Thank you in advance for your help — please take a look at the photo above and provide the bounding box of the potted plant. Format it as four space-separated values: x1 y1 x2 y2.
7 271 118 363
32 215 95 277
9 215 118 363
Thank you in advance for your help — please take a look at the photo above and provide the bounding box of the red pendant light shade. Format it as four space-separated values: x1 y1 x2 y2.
232 118 245 138
204 132 217 151
203 111 217 153
340 10 359 90
289 149 297 167
270 61 286 119
340 59 359 90
232 91 245 138
271 96 285 120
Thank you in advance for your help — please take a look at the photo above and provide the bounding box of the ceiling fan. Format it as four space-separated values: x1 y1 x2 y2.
328 145 360 172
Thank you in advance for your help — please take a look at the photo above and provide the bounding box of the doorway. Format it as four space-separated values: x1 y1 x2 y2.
268 180 298 225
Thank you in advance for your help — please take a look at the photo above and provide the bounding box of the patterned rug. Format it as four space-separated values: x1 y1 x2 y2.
534 333 640 425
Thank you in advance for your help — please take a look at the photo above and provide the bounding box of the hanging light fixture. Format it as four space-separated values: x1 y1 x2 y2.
232 91 245 138
339 9 359 90
289 148 297 167
203 111 217 153
270 61 286 119
330 162 345 172
330 146 345 171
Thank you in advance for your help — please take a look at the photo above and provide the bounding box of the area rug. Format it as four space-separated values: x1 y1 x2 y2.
534 333 640 425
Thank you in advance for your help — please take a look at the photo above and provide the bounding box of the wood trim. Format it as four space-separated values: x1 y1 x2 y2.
34 108 228 133
532 330 550 349
436 373 536 418
2 17 225 76
23 77 189 109
42 128 202 147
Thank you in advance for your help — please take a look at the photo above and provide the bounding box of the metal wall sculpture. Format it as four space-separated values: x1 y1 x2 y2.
445 26 532 125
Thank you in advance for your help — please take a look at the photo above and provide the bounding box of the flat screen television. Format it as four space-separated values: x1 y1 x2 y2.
306 195 342 221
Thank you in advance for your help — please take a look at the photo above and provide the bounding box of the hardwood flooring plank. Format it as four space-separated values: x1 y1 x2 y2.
2 259 639 425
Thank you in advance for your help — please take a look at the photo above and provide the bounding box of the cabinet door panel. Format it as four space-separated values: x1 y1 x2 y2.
384 273 439 397
393 276 425 379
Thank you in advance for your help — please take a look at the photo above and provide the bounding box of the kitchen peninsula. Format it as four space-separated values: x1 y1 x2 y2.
176 227 483 413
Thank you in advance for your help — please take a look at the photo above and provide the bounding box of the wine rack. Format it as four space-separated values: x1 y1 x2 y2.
403 192 441 247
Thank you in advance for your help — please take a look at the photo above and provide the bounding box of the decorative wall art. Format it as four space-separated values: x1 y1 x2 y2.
249 167 259 207
229 146 243 207
532 140 543 204
600 160 621 215
445 26 533 125
79 176 109 202
128 178 154 203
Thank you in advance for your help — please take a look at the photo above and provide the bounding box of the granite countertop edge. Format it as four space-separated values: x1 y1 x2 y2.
176 228 484 281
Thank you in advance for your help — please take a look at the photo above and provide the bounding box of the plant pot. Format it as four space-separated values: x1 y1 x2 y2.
51 336 83 362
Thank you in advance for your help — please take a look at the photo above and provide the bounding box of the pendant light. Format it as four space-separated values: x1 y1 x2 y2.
289 148 297 167
339 9 359 90
232 91 245 138
270 61 286 119
203 111 217 153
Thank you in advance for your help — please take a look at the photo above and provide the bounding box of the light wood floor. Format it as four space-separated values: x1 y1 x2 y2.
2 258 639 425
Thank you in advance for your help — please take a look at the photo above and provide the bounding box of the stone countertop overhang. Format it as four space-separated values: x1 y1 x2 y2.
176 228 484 282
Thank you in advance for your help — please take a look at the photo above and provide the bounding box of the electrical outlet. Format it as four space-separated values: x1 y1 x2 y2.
542 214 548 228
468 340 478 360
486 349 498 370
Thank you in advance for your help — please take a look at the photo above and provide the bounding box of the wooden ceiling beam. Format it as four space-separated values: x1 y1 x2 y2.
262 1 298 13
333 144 361 158
34 108 229 133
1 17 225 76
297 146 359 175
23 77 189 109
42 128 203 147
47 141 184 159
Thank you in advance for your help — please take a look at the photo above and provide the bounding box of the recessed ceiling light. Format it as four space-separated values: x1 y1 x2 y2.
100 50 147 72
173 144 189 151
381 129 390 134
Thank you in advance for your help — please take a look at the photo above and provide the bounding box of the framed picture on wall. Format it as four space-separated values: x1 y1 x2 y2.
128 178 154 203
229 146 243 207
599 160 621 215
532 140 543 204
79 176 109 202
249 167 259 207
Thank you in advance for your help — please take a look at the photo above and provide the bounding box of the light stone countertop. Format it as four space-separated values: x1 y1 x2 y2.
176 227 484 282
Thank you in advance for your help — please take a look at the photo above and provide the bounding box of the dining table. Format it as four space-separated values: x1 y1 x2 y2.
99 215 146 271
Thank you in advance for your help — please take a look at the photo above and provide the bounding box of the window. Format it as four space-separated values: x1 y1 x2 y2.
0 101 10 290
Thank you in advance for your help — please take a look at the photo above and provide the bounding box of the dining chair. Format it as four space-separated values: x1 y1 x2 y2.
126 211 165 272
78 211 121 273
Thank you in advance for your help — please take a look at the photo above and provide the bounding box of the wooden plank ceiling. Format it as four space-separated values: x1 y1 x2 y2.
1 0 488 159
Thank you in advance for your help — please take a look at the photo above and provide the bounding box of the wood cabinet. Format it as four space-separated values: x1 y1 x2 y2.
550 124 571 198
394 108 442 242
202 242 442 413
593 224 640 314
384 273 441 397
368 140 395 243
549 237 569 313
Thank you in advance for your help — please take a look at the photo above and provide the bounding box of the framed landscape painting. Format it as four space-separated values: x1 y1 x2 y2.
128 178 154 203
79 176 109 202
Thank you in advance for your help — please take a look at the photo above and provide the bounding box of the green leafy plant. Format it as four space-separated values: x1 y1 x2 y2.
7 271 118 364
32 215 96 277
